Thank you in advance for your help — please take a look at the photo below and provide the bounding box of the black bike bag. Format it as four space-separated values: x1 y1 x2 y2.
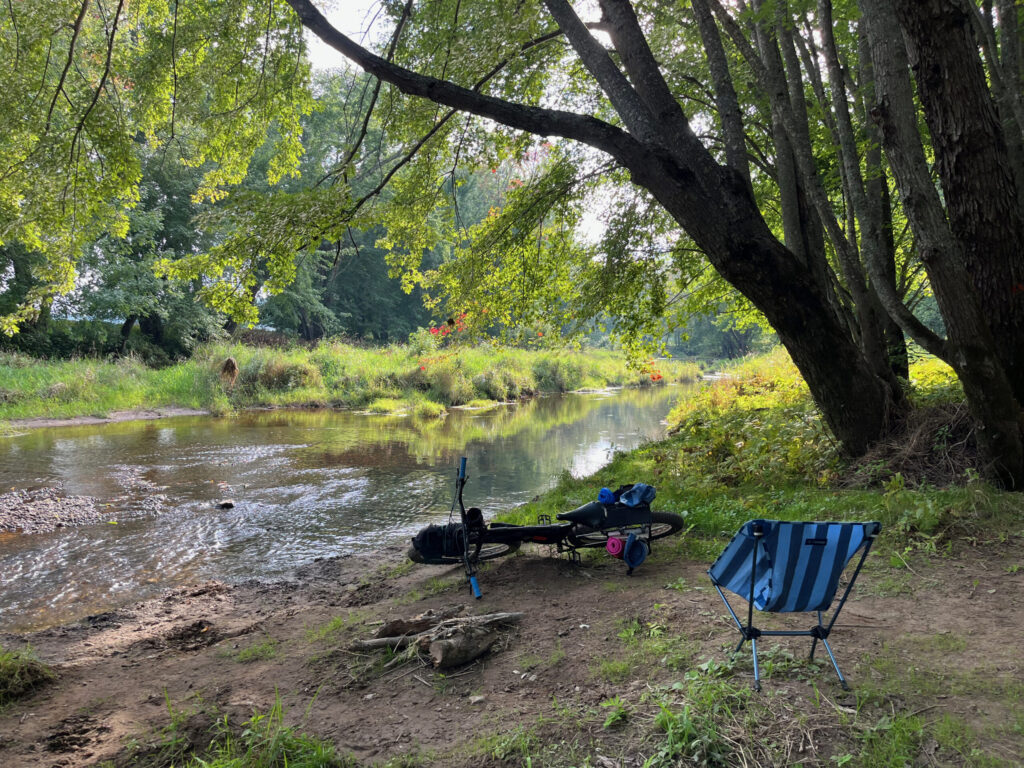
411 523 466 562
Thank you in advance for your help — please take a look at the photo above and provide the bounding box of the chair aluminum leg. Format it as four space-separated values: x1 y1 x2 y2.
751 637 762 692
820 637 850 691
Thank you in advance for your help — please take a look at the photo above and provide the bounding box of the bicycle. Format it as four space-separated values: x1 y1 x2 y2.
408 457 686 597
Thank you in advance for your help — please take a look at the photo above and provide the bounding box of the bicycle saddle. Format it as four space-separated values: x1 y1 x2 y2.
557 501 606 529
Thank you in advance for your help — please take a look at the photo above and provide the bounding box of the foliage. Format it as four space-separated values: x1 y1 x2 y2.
499 350 1020 549
0 0 313 332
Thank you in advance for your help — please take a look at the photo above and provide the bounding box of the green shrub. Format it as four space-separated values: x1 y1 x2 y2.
413 400 447 419
472 362 533 400
258 356 322 391
532 355 584 392
422 359 475 405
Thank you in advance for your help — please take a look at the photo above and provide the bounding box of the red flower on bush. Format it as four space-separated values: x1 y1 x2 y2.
429 327 439 335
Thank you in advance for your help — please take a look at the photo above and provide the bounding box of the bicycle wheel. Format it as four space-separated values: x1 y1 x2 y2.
407 540 520 565
569 511 685 549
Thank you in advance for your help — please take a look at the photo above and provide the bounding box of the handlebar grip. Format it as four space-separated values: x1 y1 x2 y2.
459 456 467 480
469 575 482 599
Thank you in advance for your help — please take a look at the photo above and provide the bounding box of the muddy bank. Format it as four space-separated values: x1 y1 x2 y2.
0 537 1022 767
4 407 209 431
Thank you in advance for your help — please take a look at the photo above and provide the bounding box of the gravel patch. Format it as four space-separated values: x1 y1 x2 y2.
0 488 104 534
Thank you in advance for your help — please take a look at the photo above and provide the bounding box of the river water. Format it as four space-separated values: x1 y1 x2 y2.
0 386 684 632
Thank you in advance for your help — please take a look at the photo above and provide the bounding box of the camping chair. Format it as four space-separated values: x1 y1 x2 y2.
707 520 881 691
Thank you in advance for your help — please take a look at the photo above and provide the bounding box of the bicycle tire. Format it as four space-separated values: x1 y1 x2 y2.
569 511 685 549
407 539 521 565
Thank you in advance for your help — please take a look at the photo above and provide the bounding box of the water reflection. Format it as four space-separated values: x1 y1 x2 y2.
0 386 685 631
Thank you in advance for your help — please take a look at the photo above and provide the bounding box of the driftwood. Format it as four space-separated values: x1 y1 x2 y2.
350 611 523 668
429 625 498 669
374 606 464 638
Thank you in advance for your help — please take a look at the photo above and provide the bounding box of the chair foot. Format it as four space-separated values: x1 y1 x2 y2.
753 680 762 692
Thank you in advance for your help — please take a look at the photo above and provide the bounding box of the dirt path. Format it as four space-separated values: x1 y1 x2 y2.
1 537 1022 767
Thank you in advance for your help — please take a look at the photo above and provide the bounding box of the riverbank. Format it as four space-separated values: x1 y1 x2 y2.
0 507 1019 766
1 351 1020 766
0 342 701 427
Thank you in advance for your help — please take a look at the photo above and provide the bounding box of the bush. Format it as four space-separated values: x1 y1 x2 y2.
473 362 533 401
256 355 323 391
413 399 447 419
421 358 475 405
532 355 585 392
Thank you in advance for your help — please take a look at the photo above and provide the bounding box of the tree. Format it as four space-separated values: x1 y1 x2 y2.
78 148 224 359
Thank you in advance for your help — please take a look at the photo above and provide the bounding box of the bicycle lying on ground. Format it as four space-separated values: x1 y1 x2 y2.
408 457 686 597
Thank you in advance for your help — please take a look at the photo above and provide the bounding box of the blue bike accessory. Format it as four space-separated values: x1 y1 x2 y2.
620 483 656 507
598 487 616 505
623 532 649 573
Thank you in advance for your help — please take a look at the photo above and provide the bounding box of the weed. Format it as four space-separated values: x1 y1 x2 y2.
594 659 631 683
0 644 57 707
599 695 631 728
306 610 367 643
853 713 923 767
476 725 538 761
233 638 279 663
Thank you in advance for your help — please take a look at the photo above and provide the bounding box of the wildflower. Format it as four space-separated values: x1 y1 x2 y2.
430 327 439 335
538 331 543 337
420 366 426 371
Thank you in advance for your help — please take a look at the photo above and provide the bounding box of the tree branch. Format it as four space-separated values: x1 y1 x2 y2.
46 0 91 132
284 0 645 166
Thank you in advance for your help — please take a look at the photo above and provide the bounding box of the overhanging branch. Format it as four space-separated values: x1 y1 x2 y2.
284 0 646 166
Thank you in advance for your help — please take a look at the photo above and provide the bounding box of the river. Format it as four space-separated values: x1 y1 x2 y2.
0 385 685 632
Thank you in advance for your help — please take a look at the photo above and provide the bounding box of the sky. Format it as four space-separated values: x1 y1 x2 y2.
306 0 382 71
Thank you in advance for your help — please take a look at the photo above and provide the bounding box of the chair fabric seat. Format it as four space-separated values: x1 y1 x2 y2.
709 520 881 614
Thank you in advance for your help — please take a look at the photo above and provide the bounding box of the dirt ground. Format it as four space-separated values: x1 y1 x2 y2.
1 533 1022 767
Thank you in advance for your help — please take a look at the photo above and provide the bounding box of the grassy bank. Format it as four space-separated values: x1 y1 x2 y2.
0 342 700 424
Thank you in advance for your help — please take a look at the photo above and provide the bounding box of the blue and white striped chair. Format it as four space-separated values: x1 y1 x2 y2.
708 520 881 690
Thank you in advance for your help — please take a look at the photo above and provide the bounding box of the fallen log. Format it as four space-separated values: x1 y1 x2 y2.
428 626 499 669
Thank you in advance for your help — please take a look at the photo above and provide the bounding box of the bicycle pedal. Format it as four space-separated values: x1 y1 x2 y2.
567 550 582 565
537 514 551 524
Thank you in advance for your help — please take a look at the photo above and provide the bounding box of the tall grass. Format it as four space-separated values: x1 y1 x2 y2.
0 343 701 423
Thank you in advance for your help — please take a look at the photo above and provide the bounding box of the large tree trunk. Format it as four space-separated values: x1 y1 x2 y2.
860 0 1024 487
893 0 1024 403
